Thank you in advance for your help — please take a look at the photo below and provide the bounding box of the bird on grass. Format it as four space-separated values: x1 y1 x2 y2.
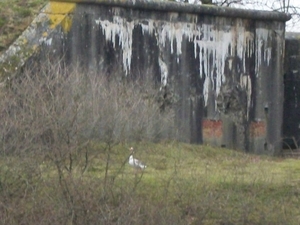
128 147 147 170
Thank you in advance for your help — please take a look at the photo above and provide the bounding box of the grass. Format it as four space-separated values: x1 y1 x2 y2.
114 143 300 224
0 0 47 53
1 1 300 224
1 141 300 224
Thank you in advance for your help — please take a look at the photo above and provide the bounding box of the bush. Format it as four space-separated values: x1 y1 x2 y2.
0 61 178 224
1 61 176 153
0 61 297 225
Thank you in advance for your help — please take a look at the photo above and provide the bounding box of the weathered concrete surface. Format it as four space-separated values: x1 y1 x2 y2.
0 0 290 155
0 2 76 83
48 0 291 21
283 32 300 149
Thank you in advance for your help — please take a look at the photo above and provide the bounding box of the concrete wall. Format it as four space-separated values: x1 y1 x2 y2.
283 33 300 149
0 0 290 155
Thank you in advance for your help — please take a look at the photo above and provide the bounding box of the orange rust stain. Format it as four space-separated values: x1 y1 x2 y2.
250 121 266 137
202 119 223 138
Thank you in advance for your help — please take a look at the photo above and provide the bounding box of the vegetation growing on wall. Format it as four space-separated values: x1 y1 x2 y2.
0 0 47 54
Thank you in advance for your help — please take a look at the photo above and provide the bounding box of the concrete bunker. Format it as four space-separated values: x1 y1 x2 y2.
283 33 300 150
0 0 291 155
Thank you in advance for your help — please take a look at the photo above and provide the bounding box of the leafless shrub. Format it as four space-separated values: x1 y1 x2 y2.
1 60 176 152
0 60 177 224
213 0 300 32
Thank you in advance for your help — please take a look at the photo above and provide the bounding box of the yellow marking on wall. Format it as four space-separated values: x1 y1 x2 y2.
46 2 76 32
61 15 73 33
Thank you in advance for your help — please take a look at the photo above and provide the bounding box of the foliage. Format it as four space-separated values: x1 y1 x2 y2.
1 141 300 224
0 63 300 224
0 1 300 223
0 0 47 53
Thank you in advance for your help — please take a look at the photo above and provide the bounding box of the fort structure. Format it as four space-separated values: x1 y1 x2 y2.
0 0 292 155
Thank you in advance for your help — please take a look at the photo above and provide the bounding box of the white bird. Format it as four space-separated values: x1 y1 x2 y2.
128 147 147 170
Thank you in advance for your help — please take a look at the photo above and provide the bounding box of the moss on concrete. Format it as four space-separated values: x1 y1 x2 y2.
0 0 47 54
0 1 76 84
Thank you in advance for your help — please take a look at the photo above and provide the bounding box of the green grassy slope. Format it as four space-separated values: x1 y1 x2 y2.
1 142 300 224
0 0 47 54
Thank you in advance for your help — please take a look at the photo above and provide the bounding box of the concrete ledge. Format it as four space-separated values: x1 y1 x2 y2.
50 0 291 21
0 0 291 83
